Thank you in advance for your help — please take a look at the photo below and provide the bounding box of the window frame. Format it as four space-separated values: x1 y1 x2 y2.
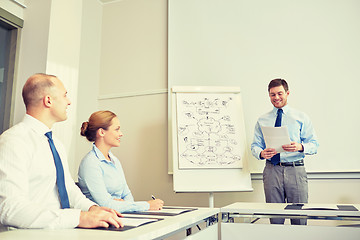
0 7 23 133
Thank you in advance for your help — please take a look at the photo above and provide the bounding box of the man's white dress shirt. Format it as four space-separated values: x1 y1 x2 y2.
0 115 95 228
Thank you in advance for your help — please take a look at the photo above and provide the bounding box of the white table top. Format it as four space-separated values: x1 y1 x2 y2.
221 202 360 217
0 207 219 240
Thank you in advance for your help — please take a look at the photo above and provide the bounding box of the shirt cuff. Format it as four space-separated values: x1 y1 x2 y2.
55 209 82 229
137 201 150 211
299 144 304 152
78 198 98 212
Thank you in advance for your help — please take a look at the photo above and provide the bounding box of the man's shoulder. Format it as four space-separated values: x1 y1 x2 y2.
80 149 100 165
287 107 311 120
0 121 30 141
258 110 273 121
0 122 33 154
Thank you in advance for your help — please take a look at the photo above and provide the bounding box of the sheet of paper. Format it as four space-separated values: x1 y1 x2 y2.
147 208 192 214
121 217 159 227
302 204 339 210
261 126 291 153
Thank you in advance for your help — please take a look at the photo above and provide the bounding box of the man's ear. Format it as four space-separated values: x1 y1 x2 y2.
43 95 52 108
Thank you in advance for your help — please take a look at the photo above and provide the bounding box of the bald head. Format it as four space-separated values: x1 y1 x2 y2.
22 73 71 128
22 73 58 110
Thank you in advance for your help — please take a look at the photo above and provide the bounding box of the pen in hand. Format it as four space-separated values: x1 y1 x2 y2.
149 195 164 210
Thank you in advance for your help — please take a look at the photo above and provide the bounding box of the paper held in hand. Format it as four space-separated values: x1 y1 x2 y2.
261 126 291 153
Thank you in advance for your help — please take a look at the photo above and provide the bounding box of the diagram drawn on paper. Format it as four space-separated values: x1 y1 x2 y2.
176 93 243 169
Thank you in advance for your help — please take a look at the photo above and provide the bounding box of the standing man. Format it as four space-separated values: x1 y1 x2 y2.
0 73 123 229
251 78 319 225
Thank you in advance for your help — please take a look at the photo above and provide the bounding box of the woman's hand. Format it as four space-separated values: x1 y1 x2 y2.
147 199 164 210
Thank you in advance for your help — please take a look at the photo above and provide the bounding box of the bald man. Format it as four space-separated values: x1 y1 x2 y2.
0 73 123 229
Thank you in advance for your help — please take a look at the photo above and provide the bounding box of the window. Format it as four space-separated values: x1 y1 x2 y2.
0 7 23 134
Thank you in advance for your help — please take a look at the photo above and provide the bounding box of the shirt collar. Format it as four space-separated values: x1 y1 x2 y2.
272 104 289 115
92 143 115 163
23 114 52 136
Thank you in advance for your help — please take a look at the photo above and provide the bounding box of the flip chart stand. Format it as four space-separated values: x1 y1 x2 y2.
209 192 214 208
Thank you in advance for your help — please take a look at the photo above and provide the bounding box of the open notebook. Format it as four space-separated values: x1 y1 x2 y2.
81 216 163 232
123 206 198 216
285 204 359 211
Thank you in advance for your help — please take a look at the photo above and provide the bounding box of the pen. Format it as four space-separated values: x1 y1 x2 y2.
151 195 156 200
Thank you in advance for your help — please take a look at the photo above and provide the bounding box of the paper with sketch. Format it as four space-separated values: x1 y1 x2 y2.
261 126 291 153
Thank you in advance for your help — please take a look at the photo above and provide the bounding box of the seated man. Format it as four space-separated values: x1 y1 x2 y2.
0 73 123 229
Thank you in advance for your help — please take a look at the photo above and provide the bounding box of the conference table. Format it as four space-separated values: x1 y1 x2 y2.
0 207 219 240
221 202 360 240
2 203 360 239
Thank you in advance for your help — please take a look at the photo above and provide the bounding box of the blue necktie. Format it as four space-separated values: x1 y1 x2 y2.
270 108 283 165
45 131 70 209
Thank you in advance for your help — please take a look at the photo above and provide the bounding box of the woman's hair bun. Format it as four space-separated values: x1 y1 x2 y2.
80 121 89 136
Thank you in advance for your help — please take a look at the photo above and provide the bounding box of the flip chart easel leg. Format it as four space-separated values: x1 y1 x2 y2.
209 192 214 208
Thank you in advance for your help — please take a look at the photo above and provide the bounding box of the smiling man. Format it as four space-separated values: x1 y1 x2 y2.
251 78 319 225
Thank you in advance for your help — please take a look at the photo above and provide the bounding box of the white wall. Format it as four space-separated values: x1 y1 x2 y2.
46 0 83 177
74 0 103 178
14 0 51 123
98 0 176 203
168 0 360 174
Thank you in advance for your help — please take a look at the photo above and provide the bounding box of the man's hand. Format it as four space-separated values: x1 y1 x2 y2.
147 199 164 210
282 142 303 152
260 148 277 159
78 205 124 229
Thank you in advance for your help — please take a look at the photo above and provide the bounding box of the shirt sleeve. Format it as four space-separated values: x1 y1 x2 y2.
251 121 266 160
0 136 81 229
116 181 134 202
79 157 149 213
300 114 319 155
67 181 96 211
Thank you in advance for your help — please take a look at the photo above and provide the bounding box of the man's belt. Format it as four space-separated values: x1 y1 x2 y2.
268 159 304 166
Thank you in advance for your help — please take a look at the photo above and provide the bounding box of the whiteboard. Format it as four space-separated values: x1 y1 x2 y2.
171 86 252 192
168 0 360 175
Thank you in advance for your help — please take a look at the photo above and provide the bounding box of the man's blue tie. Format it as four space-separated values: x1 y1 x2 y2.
45 131 70 209
270 108 283 165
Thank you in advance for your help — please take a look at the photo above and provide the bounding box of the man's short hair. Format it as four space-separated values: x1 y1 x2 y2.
268 78 289 92
22 73 57 109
